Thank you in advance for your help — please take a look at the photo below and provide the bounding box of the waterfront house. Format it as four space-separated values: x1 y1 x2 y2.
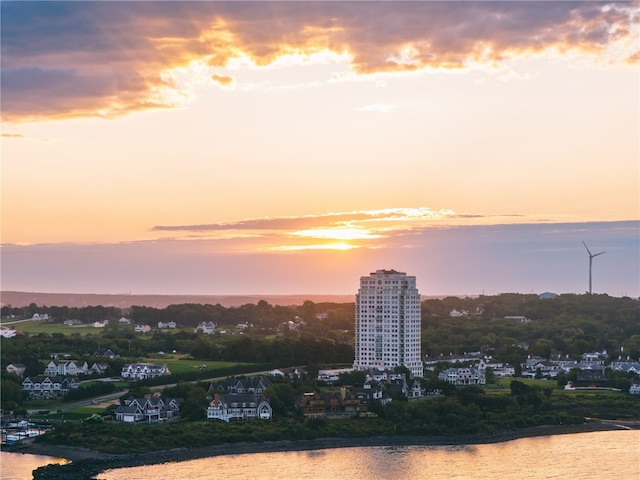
207 393 272 422
115 396 181 423
296 388 370 419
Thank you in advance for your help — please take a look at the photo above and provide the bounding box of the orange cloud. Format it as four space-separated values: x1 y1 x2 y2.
211 73 234 86
2 2 637 122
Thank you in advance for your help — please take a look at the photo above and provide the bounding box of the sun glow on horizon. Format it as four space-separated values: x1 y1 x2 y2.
270 242 358 251
290 228 382 241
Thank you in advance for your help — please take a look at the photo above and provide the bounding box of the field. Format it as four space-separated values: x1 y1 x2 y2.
4 320 103 336
486 377 557 391
142 355 251 374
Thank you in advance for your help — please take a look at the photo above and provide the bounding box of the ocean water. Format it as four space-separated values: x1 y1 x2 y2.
2 430 638 480
0 451 67 480
100 430 639 480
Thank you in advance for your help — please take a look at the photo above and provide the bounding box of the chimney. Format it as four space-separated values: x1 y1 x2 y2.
214 392 219 407
340 387 346 401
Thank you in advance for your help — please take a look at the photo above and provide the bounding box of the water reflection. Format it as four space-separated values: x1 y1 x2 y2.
99 431 640 480
0 452 67 480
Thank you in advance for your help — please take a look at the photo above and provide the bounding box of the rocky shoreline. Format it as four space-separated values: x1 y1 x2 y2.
19 422 635 480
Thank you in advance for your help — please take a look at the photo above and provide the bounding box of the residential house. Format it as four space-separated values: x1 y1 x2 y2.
22 376 79 399
364 368 406 383
423 352 485 371
158 321 177 329
121 363 171 380
581 351 607 367
0 328 18 338
407 378 425 399
610 358 640 374
629 383 640 395
6 363 27 377
115 396 180 423
438 361 486 386
317 368 354 383
208 377 272 397
355 382 387 403
296 388 369 419
207 393 272 422
32 313 49 320
575 368 609 387
90 362 110 375
63 319 82 326
195 321 217 334
134 324 151 333
118 317 132 324
269 367 305 379
93 348 117 358
484 358 515 377
522 359 564 378
44 360 88 376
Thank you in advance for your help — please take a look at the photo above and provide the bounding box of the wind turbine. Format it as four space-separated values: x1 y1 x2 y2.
582 241 605 295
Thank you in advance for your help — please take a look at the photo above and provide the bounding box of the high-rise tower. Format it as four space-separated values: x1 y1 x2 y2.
353 269 423 377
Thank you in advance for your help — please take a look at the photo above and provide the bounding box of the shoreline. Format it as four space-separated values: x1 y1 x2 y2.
18 421 637 480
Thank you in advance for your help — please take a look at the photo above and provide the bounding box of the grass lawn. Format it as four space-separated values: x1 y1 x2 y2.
142 356 251 374
484 377 558 394
7 320 102 336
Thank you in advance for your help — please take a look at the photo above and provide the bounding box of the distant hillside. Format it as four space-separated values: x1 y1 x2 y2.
0 291 358 309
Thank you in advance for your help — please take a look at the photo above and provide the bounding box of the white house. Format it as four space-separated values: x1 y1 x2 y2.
6 363 27 376
115 396 180 423
121 363 171 380
44 360 89 376
629 383 640 395
158 321 177 329
317 368 354 383
195 321 217 334
134 324 151 333
0 328 18 338
207 393 272 422
438 361 486 386
22 376 79 399
90 362 110 375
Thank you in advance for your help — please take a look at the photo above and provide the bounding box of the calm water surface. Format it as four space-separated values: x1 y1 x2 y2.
0 451 67 480
100 431 639 480
1 431 637 480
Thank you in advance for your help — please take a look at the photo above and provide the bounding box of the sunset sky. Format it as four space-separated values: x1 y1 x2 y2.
1 1 639 298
